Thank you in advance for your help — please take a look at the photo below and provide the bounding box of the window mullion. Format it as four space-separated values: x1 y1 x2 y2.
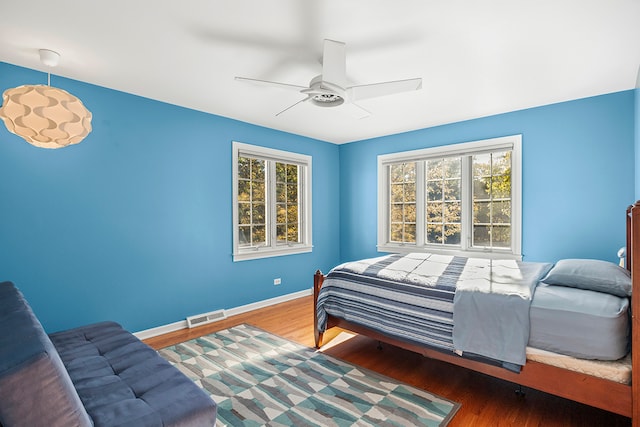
380 165 391 245
461 156 472 251
268 160 277 249
296 167 306 242
298 166 305 244
415 161 425 246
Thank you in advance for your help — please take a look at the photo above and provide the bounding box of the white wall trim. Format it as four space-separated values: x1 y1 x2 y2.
133 288 312 340
232 141 313 262
134 319 188 341
377 134 522 259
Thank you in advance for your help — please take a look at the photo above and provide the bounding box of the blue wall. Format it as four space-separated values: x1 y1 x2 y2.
339 91 636 264
1 61 636 334
0 62 341 333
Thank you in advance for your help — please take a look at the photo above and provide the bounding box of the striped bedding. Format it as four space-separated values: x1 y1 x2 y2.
317 253 460 353
316 252 552 366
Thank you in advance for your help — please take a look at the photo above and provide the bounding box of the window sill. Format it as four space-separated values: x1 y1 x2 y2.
233 245 313 262
377 244 522 261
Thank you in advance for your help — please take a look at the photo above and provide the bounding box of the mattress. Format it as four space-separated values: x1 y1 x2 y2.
529 283 630 360
526 347 631 384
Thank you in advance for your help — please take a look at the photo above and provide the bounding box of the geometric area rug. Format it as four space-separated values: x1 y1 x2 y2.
158 324 461 426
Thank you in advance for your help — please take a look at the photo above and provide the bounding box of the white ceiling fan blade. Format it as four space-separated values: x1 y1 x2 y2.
348 78 422 102
235 76 307 91
321 39 347 88
275 96 311 117
341 102 371 119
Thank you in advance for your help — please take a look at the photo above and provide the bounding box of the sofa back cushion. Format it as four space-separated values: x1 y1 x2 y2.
0 281 92 427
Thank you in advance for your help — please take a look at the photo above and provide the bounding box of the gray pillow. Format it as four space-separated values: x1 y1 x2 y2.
542 259 631 297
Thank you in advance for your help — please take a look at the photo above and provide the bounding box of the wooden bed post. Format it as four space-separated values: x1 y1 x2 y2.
629 202 640 427
313 270 324 348
627 204 633 272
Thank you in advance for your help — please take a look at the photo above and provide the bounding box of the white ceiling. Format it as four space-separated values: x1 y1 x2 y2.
1 1 639 144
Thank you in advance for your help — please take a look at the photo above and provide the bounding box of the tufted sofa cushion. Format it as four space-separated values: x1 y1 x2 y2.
50 321 217 427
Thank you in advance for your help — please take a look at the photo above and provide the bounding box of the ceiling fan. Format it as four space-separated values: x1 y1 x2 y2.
235 39 422 119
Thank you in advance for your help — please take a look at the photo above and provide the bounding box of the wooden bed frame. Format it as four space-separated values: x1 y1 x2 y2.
313 202 640 423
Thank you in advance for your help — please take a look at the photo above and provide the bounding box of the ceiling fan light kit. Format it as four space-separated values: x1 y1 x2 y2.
306 76 345 107
0 49 92 149
236 39 422 119
310 94 344 107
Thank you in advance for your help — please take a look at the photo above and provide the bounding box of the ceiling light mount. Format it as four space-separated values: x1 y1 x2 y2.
39 49 60 68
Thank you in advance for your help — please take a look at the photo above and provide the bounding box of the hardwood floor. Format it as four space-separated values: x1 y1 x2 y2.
144 295 631 427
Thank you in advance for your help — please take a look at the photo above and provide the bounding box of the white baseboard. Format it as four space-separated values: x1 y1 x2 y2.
134 320 188 340
134 288 312 340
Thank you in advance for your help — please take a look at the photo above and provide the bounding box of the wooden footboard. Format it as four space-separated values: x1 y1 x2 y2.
313 202 640 423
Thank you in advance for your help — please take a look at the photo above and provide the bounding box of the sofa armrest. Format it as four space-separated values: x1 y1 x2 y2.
0 281 92 427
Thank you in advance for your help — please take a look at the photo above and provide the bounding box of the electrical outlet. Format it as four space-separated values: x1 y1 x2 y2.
273 278 281 285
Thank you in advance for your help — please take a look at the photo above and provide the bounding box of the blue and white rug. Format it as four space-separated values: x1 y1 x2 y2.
159 323 460 427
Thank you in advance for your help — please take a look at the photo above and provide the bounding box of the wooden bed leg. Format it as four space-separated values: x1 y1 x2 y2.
315 331 324 349
377 341 383 351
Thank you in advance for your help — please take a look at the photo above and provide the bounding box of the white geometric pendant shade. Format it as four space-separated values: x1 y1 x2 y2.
0 84 92 149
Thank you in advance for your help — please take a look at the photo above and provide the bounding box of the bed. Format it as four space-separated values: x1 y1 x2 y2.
313 202 640 423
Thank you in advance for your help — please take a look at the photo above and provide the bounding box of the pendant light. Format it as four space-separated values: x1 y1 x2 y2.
0 49 92 149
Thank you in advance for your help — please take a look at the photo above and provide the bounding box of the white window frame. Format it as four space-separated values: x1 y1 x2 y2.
377 135 522 260
233 142 312 261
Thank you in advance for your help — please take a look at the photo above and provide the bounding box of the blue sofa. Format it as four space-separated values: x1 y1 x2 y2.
0 281 217 427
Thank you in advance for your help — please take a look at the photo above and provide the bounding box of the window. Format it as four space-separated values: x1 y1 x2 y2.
378 135 522 259
233 142 312 261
